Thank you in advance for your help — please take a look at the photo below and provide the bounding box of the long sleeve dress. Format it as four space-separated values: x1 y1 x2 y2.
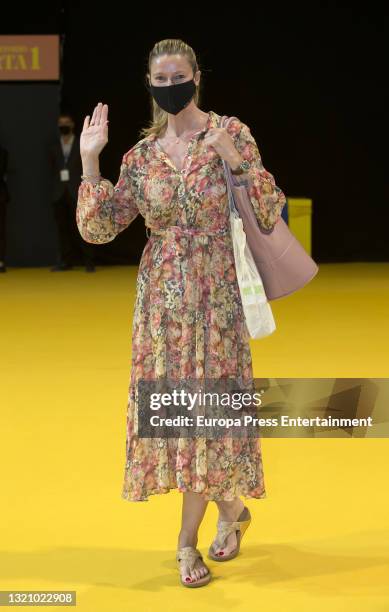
76 109 286 502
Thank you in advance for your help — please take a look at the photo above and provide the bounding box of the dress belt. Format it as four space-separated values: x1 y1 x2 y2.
145 225 229 239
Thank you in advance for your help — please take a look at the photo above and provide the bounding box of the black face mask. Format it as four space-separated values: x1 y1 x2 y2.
145 78 196 115
59 125 72 135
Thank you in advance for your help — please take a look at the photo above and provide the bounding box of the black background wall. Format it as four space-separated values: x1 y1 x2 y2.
1 1 388 266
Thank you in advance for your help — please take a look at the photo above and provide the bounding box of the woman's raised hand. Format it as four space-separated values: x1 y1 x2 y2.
80 102 109 159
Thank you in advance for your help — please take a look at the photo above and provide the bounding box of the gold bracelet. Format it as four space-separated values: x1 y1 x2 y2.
81 174 101 182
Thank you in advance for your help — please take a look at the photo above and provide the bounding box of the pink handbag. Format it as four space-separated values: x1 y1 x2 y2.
220 115 319 301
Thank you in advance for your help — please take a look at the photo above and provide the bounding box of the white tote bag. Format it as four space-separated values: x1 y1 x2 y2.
224 161 276 339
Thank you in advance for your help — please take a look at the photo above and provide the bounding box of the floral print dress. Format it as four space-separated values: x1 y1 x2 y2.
76 109 286 502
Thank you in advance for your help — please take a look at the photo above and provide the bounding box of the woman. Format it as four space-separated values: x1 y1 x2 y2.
76 38 286 588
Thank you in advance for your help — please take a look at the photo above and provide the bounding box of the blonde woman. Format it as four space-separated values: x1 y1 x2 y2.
77 38 286 588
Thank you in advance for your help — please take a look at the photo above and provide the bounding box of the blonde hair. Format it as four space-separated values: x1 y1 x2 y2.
139 39 203 139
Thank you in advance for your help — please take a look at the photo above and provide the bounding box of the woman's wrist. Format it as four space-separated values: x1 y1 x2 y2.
81 156 100 176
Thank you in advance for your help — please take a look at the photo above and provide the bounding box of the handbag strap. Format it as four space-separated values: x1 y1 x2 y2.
219 114 240 216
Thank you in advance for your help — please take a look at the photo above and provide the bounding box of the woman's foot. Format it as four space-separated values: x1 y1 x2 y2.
212 498 245 557
177 551 210 584
177 533 210 584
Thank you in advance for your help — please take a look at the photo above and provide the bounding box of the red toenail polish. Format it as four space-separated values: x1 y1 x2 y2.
218 551 224 555
185 577 192 582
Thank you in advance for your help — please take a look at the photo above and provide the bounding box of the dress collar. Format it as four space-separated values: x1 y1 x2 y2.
146 110 221 175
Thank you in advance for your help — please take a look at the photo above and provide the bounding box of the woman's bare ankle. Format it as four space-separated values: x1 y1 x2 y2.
178 528 198 549
216 498 245 522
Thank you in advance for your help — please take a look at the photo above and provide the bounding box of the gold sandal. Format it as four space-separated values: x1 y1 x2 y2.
208 505 251 562
176 546 212 587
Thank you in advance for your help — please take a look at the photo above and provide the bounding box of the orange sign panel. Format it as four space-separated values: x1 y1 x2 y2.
0 35 59 80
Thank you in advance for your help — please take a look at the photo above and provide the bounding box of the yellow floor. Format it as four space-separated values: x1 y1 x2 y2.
1 262 388 611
